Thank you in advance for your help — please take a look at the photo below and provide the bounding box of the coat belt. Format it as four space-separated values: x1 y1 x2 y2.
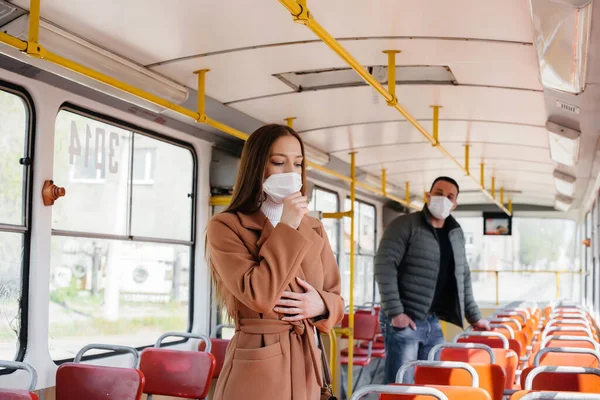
237 318 322 399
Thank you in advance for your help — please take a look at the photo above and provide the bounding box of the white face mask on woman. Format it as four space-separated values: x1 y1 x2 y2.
427 196 453 220
263 172 303 203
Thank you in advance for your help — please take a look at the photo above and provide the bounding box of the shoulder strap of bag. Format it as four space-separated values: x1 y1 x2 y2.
317 332 332 385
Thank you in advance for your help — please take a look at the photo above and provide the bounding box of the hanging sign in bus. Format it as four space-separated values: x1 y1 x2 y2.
483 212 512 236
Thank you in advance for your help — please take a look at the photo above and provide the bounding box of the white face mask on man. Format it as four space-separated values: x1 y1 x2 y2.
263 172 303 203
427 196 453 220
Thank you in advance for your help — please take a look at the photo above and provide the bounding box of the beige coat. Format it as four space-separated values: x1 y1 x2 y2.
207 211 344 400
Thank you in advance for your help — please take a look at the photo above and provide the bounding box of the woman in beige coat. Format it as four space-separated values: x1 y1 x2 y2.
207 124 344 400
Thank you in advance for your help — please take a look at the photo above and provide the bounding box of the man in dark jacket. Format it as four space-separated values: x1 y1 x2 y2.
375 176 489 384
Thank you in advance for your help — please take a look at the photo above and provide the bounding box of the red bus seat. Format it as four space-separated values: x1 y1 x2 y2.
0 361 38 400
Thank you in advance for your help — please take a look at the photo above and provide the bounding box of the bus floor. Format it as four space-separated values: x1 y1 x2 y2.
341 359 386 400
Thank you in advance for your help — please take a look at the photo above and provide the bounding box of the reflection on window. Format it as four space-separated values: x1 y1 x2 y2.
48 237 190 360
455 216 578 304
51 108 195 360
0 87 31 360
343 198 377 306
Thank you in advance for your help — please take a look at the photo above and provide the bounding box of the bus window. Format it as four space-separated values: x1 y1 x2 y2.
343 198 377 306
0 85 32 361
49 108 195 361
310 187 340 261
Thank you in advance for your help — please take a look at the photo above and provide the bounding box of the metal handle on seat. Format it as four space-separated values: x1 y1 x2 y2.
213 324 235 338
542 326 594 341
519 392 600 400
547 318 590 328
395 360 479 387
0 361 37 391
454 331 510 350
524 366 600 390
349 384 449 400
489 317 522 331
495 312 527 325
428 342 496 364
155 331 211 353
74 344 139 367
533 347 600 366
488 323 516 339
541 335 599 351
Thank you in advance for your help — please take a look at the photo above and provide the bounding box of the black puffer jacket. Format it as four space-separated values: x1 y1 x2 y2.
374 208 482 327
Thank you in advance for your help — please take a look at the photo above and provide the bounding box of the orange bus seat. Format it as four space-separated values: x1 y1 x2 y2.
0 391 38 400
379 384 491 400
520 366 600 392
533 347 600 368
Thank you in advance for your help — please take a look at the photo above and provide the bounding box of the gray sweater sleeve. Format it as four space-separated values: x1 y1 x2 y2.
374 217 409 318
463 266 482 324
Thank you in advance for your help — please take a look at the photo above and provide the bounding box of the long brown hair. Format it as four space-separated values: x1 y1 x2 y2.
225 123 307 215
209 124 307 318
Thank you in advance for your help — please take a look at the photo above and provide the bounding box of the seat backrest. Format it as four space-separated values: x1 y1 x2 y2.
199 338 229 378
379 384 491 400
139 348 215 399
56 364 145 400
510 391 600 400
520 366 600 392
415 364 505 400
534 347 600 368
457 336 522 360
342 312 378 341
0 390 39 400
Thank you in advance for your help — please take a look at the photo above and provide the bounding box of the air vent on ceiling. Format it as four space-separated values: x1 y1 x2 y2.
275 65 457 92
556 100 580 115
0 1 25 27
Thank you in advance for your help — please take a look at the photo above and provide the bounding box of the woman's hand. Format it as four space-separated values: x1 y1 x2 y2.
274 277 327 321
280 192 309 229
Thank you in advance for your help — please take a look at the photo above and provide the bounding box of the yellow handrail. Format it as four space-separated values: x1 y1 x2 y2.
276 0 512 216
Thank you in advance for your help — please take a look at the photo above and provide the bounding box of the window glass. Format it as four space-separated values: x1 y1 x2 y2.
53 110 131 235
131 135 194 241
0 87 31 360
0 90 28 225
310 187 339 257
48 236 190 360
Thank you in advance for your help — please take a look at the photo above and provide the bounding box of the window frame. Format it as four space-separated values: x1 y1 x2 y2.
50 103 198 364
0 79 36 365
311 185 340 257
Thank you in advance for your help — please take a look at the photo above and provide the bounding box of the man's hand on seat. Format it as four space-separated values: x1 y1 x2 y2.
472 319 490 331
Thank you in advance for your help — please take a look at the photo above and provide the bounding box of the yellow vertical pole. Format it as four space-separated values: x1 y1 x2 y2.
480 163 485 189
556 272 561 299
431 106 441 145
491 177 496 199
383 50 400 103
424 191 428 204
405 181 410 205
382 168 387 196
348 151 356 397
508 199 513 214
194 69 210 117
284 117 296 128
495 271 500 306
500 187 505 206
328 330 338 396
28 0 41 44
465 145 470 175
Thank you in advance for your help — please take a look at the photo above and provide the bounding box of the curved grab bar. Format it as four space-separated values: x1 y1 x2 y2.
518 393 600 400
155 331 212 353
533 347 600 367
454 331 509 350
495 312 527 325
524 366 600 390
542 326 593 341
212 324 235 338
349 384 449 400
541 335 599 351
546 318 590 328
488 317 522 331
0 360 37 391
74 344 139 367
396 360 479 387
488 324 516 339
428 342 496 364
